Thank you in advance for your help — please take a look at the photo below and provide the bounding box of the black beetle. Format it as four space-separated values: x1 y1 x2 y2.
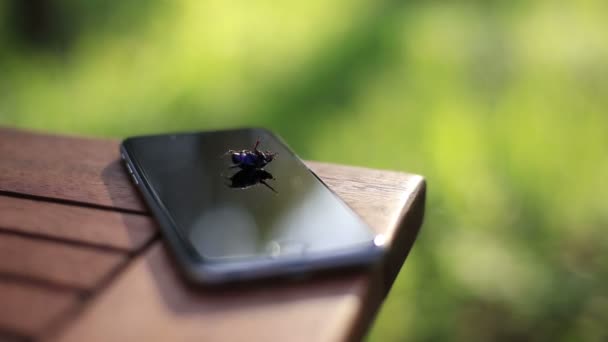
226 139 276 170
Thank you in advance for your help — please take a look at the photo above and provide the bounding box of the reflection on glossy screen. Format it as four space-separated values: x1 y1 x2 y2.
127 129 374 260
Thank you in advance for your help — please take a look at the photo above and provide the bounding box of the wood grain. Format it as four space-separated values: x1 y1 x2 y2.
0 128 144 212
307 162 424 238
53 164 425 342
0 232 126 290
0 195 156 251
0 280 79 338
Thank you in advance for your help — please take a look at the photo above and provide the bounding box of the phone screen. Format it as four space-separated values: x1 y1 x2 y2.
124 129 376 261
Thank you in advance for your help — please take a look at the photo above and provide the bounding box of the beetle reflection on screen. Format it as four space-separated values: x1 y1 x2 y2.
227 169 277 193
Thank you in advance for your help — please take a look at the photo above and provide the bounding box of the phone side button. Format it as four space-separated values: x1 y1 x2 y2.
130 173 139 185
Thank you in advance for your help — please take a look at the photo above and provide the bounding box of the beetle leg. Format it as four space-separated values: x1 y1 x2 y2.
260 180 277 193
253 138 261 152
221 149 237 157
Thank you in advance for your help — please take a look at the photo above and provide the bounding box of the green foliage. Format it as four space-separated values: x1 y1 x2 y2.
1 1 607 340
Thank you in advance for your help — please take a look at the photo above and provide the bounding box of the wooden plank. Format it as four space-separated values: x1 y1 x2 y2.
0 127 425 340
0 128 421 220
0 279 79 338
0 233 126 290
0 195 156 251
51 244 381 342
307 162 427 291
0 127 145 212
54 166 425 342
307 162 423 237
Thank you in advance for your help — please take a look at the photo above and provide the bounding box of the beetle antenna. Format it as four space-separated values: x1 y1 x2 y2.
253 138 261 152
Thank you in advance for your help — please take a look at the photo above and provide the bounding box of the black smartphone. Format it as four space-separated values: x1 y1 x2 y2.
120 128 385 284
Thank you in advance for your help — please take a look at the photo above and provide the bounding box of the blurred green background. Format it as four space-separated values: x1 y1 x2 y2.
1 0 607 340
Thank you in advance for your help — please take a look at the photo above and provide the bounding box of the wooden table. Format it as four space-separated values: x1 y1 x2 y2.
0 127 426 342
